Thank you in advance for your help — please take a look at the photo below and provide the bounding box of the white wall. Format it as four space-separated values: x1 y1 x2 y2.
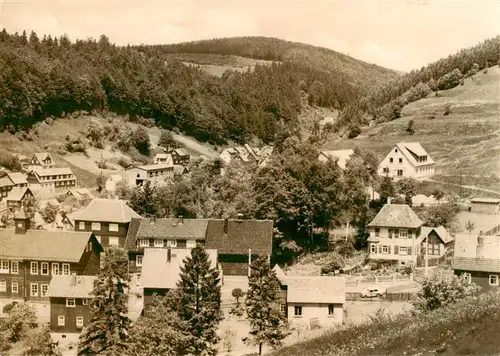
288 302 343 327
125 168 147 188
378 146 417 179
368 227 420 262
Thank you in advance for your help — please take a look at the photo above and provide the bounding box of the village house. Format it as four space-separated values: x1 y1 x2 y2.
48 275 96 341
452 232 500 291
4 172 28 188
153 153 173 165
318 149 354 170
26 152 57 170
273 266 345 327
140 248 220 312
0 209 102 314
367 203 453 265
168 148 190 166
125 163 175 188
71 198 142 248
470 197 500 215
0 171 27 202
378 142 435 180
64 188 94 203
5 186 34 211
0 175 15 203
104 174 124 194
125 217 274 277
27 167 77 195
220 145 274 169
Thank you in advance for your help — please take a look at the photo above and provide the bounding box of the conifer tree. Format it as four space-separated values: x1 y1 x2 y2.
128 180 157 217
171 246 222 356
78 247 130 355
244 255 290 355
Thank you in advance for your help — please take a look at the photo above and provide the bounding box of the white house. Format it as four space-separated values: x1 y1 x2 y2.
26 167 77 198
153 153 173 165
378 142 435 180
26 152 56 170
318 149 355 170
105 174 124 193
125 163 174 188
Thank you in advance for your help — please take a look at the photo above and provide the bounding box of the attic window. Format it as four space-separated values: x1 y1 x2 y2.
395 149 398 153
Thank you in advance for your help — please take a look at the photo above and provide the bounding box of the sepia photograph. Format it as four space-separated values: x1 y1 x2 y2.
0 0 499 355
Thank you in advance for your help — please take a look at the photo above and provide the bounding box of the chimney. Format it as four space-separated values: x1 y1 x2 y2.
387 197 392 205
167 247 172 262
13 208 30 235
223 218 228 234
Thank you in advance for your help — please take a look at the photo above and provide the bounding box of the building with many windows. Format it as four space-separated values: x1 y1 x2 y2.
378 142 435 180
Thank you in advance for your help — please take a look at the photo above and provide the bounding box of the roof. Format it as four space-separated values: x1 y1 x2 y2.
278 276 345 304
32 152 55 165
453 233 500 272
32 167 74 176
47 275 96 298
272 264 287 279
136 218 209 240
154 153 170 159
173 148 188 156
0 229 96 262
420 226 453 244
6 187 31 202
173 165 187 175
140 248 218 289
135 163 174 171
124 218 142 250
0 175 15 187
395 142 436 167
368 204 423 228
318 149 355 170
5 172 28 185
14 208 28 220
205 219 273 255
71 198 142 223
471 197 500 204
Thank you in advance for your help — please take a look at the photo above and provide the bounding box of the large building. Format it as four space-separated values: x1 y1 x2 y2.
26 152 57 170
470 198 500 215
125 163 175 188
378 142 435 180
27 167 77 194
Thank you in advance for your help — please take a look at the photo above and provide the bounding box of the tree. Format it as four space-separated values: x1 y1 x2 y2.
232 288 246 307
131 127 151 155
158 131 182 151
23 325 62 356
41 201 59 223
128 295 190 356
244 255 290 355
170 246 222 356
22 195 39 229
431 187 445 205
1 302 37 343
128 180 157 217
78 247 130 355
379 176 395 205
412 273 481 313
406 119 415 135
96 173 105 193
419 203 460 228
465 220 476 234
396 177 417 206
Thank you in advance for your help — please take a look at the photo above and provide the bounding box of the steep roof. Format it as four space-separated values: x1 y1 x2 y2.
395 142 435 167
318 149 355 170
32 167 74 176
0 175 15 188
368 204 423 229
48 275 96 298
205 219 273 255
471 197 500 204
5 172 28 185
420 226 453 244
32 152 55 165
71 198 142 223
124 218 143 250
272 264 287 279
6 187 31 202
133 163 174 171
0 229 96 262
140 248 218 289
279 276 345 304
173 148 188 156
136 218 209 240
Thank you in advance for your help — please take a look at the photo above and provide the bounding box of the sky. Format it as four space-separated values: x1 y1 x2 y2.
2 0 499 72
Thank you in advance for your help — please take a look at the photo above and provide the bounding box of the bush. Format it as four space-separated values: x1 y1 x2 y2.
117 157 132 168
131 127 151 155
444 103 452 116
406 119 415 135
65 136 87 153
334 240 355 258
347 124 361 139
437 68 463 90
0 153 22 171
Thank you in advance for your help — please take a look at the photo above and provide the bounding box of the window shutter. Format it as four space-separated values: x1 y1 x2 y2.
408 247 412 255
388 246 392 254
378 246 382 253
394 246 399 254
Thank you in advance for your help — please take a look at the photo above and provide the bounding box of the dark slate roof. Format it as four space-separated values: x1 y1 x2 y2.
205 219 273 255
0 229 96 262
452 257 500 273
124 218 143 251
368 204 423 229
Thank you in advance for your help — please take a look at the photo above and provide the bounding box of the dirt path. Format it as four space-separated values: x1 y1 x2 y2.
427 178 500 196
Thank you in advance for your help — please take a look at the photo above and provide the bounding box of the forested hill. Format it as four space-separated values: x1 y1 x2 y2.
0 30 399 145
136 36 401 90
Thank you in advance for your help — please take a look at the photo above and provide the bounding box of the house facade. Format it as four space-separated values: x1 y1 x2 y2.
378 142 435 180
220 145 274 169
26 152 56 170
452 233 500 291
104 175 124 193
0 209 102 309
318 149 355 170
71 198 142 248
125 164 175 188
169 149 190 166
5 187 34 211
48 275 95 340
153 153 173 165
0 175 15 202
27 167 77 194
470 198 500 215
5 172 28 188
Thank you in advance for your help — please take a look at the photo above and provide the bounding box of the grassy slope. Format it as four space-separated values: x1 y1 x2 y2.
272 291 500 356
325 66 500 194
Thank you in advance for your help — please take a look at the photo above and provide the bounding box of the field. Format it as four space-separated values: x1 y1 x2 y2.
326 66 500 194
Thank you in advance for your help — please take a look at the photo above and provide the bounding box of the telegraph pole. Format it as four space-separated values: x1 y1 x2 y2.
424 236 428 277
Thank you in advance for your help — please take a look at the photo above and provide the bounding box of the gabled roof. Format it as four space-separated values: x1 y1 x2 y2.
278 276 345 304
173 148 188 157
136 218 209 240
140 248 218 289
453 233 500 272
173 165 187 175
318 149 355 170
32 152 55 165
71 198 142 223
32 167 74 176
6 187 32 202
5 172 28 185
0 175 15 188
368 204 423 229
272 264 287 279
106 175 123 183
0 229 97 262
48 275 96 298
394 142 435 167
205 219 273 255
471 197 500 204
124 218 142 250
128 163 174 171
420 226 453 244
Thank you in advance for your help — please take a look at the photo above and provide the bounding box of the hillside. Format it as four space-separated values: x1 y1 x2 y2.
272 291 500 356
325 66 500 194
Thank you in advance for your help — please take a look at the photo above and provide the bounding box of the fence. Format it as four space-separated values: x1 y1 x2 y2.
346 292 416 302
345 273 413 288
416 255 447 268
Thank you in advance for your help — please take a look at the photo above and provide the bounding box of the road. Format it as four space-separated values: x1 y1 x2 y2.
427 178 500 196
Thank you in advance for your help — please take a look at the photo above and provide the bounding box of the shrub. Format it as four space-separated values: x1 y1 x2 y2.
65 137 87 153
117 157 131 168
232 288 246 307
437 68 463 90
444 103 452 116
131 127 151 155
347 124 361 139
97 159 108 169
44 117 54 125
406 119 415 135
0 153 22 171
335 240 355 258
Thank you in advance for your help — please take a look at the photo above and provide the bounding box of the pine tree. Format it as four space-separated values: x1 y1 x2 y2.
171 246 222 356
78 247 130 355
128 180 157 217
244 255 290 355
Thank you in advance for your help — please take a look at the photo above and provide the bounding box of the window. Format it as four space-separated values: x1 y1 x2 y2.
66 298 76 307
52 263 60 275
30 283 39 297
395 149 398 153
76 316 84 328
0 281 6 292
187 240 197 248
399 246 408 255
82 299 89 305
109 237 119 246
397 170 403 176
383 167 389 173
489 275 499 286
41 262 49 276
136 255 143 267
394 229 399 238
58 316 65 326
0 261 9 273
62 264 70 276
463 272 471 283
294 306 302 317
139 239 149 247
370 244 377 254
154 239 164 247
78 221 85 230
91 222 101 231
375 228 380 237
328 304 335 315
109 223 119 232
30 262 38 275
389 158 394 163
12 282 18 293
400 229 408 238
399 158 403 163
382 245 389 254
41 284 49 297
167 240 177 248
